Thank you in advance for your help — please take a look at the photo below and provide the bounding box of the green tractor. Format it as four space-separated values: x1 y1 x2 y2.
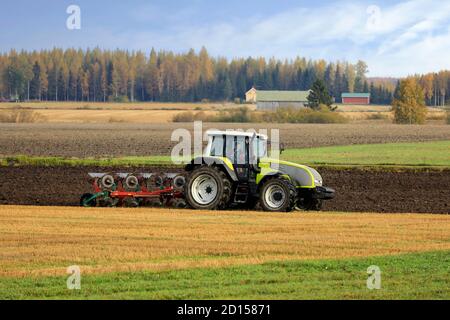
184 130 335 212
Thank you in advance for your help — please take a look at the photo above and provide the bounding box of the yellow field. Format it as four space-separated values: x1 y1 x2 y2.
0 101 245 123
336 104 391 112
0 206 449 278
30 109 217 123
0 101 446 123
335 104 446 121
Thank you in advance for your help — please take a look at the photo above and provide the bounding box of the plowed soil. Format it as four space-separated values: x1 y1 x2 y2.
2 123 450 157
0 166 448 213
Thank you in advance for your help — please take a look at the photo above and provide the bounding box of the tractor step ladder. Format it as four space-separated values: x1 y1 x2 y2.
234 184 250 203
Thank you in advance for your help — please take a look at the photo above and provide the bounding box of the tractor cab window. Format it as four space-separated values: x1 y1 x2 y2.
225 136 235 163
236 136 247 164
210 136 224 157
252 137 268 159
259 139 268 158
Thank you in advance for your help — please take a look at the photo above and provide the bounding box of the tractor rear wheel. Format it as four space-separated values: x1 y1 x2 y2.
259 178 296 212
185 166 232 210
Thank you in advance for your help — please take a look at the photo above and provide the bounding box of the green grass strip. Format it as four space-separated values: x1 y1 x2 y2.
1 141 449 169
0 155 178 167
283 140 450 167
1 250 448 300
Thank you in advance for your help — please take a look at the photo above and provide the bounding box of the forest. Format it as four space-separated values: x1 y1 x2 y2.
0 47 447 105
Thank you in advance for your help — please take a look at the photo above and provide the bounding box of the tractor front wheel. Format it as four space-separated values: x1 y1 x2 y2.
259 178 296 212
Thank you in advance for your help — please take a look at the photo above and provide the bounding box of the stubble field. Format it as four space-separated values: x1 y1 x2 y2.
0 206 449 299
1 206 449 278
0 102 446 123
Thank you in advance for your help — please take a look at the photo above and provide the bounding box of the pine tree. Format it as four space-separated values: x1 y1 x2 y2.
307 79 334 110
222 75 232 101
369 82 376 104
393 80 401 100
363 80 369 93
334 64 343 101
30 61 41 100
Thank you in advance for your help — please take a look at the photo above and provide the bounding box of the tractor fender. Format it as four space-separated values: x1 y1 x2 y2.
185 156 239 182
256 171 290 191
257 159 322 189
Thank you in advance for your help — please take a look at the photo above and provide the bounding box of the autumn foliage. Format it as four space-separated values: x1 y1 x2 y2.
392 78 427 124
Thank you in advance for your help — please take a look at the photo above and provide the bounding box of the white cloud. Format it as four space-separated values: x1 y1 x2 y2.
106 0 450 77
368 28 450 76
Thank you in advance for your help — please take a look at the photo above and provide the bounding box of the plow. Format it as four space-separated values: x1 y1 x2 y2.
81 172 188 208
81 130 335 212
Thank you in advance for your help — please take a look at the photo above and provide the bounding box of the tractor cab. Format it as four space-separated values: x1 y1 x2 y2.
204 130 269 181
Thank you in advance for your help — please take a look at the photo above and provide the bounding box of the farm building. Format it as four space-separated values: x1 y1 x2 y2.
245 87 257 103
341 93 371 105
245 88 310 110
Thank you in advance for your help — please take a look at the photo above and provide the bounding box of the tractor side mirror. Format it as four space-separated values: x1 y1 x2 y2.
279 143 285 155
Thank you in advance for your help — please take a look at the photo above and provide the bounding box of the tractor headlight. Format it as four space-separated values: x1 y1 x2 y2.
314 179 323 186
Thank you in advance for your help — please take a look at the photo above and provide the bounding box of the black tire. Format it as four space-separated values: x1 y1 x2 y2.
123 197 139 208
171 198 187 209
143 198 163 207
259 177 296 212
98 196 118 207
172 175 186 191
146 174 164 191
80 193 97 207
185 166 232 210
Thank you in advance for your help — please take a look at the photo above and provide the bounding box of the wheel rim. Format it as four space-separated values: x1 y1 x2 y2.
100 174 115 189
264 185 286 209
191 174 218 205
125 175 139 190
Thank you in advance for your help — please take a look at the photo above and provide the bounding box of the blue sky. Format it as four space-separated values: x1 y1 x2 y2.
1 0 450 77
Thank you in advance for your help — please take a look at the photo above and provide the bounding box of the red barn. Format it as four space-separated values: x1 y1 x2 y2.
341 93 371 105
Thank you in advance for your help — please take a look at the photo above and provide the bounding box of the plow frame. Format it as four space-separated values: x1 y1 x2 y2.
81 173 185 207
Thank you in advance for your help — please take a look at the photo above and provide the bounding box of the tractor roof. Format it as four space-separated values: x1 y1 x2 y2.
206 130 268 140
